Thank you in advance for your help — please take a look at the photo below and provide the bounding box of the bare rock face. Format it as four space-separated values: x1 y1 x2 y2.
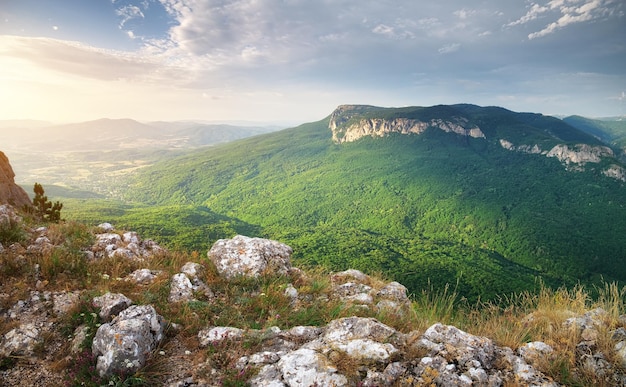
546 144 614 166
0 151 31 208
208 235 293 279
329 105 485 144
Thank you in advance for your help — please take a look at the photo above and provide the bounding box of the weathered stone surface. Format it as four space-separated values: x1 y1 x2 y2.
125 268 161 285
0 323 42 357
168 273 194 303
329 105 485 144
0 152 31 208
91 226 165 260
198 326 244 347
52 291 80 316
277 348 348 387
92 305 165 377
168 262 213 302
92 292 132 321
208 235 293 279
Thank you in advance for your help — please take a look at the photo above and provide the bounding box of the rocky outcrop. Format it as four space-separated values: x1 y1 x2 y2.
329 105 485 144
92 304 166 377
91 223 165 260
208 235 293 279
500 139 626 181
603 164 626 182
168 262 213 303
546 144 614 166
0 151 31 208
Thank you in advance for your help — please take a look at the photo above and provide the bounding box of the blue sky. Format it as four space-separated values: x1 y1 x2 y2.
1 0 624 123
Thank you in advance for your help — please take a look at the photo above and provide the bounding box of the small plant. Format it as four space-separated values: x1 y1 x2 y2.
0 216 26 245
33 182 63 223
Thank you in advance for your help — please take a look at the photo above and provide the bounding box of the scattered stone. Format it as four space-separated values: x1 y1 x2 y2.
92 292 132 321
92 305 165 377
0 323 42 357
198 327 244 347
208 235 293 279
168 273 194 303
168 262 213 303
125 268 161 285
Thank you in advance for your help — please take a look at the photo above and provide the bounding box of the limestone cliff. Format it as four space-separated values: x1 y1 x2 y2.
0 151 31 208
499 140 625 181
329 104 485 143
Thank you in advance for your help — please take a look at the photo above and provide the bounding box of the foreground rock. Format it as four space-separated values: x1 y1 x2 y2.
208 235 293 278
91 223 166 260
92 304 166 377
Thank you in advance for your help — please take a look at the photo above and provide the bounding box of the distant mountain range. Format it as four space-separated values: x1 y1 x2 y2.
1 118 281 153
56 103 626 301
2 118 282 195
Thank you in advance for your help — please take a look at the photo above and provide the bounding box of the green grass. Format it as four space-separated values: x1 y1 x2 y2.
2 212 626 386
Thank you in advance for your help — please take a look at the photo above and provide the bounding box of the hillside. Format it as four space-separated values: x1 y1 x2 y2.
563 115 626 160
1 204 626 386
62 104 626 302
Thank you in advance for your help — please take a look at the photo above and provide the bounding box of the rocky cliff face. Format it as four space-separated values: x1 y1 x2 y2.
0 151 31 208
499 140 626 181
329 105 485 144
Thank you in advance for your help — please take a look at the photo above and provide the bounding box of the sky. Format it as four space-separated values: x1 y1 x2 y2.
0 0 625 124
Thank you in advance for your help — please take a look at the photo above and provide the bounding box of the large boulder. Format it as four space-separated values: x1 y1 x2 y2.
208 235 293 279
0 151 31 208
92 304 165 377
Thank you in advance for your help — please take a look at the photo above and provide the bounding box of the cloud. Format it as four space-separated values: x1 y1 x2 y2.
116 5 145 28
438 43 461 54
506 0 622 39
0 35 164 82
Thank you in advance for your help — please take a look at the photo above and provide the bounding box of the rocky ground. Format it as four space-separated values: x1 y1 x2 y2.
2 204 626 386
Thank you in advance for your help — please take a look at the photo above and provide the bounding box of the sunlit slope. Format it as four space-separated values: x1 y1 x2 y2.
120 107 626 300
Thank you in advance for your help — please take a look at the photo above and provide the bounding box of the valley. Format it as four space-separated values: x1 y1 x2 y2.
6 105 626 301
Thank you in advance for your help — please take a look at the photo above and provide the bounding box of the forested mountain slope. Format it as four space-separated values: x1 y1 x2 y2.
81 104 626 300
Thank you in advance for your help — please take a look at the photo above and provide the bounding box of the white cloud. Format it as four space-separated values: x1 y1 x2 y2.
115 5 145 28
438 43 461 54
507 0 622 39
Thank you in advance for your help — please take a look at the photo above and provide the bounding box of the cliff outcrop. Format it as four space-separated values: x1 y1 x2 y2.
0 151 31 208
329 105 485 144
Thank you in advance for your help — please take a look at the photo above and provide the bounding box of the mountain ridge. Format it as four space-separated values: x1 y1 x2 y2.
74 103 625 301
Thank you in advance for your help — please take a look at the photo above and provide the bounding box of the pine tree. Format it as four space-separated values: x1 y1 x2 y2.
33 183 63 222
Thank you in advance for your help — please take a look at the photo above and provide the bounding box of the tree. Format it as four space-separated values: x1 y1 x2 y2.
33 183 63 223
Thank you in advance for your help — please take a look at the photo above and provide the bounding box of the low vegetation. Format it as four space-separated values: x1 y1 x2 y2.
1 213 626 385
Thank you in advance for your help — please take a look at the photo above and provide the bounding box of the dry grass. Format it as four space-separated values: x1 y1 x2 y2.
2 215 626 386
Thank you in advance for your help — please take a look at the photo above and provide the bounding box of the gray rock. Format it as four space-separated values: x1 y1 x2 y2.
52 291 80 316
92 292 132 321
208 235 293 279
125 268 161 285
168 273 194 303
0 323 41 357
198 327 244 347
277 348 347 387
92 304 165 377
169 263 213 303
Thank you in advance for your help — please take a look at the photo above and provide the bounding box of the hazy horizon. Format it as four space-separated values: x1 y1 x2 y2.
1 0 625 123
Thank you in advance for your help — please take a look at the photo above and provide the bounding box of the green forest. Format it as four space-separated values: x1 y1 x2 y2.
62 105 626 302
